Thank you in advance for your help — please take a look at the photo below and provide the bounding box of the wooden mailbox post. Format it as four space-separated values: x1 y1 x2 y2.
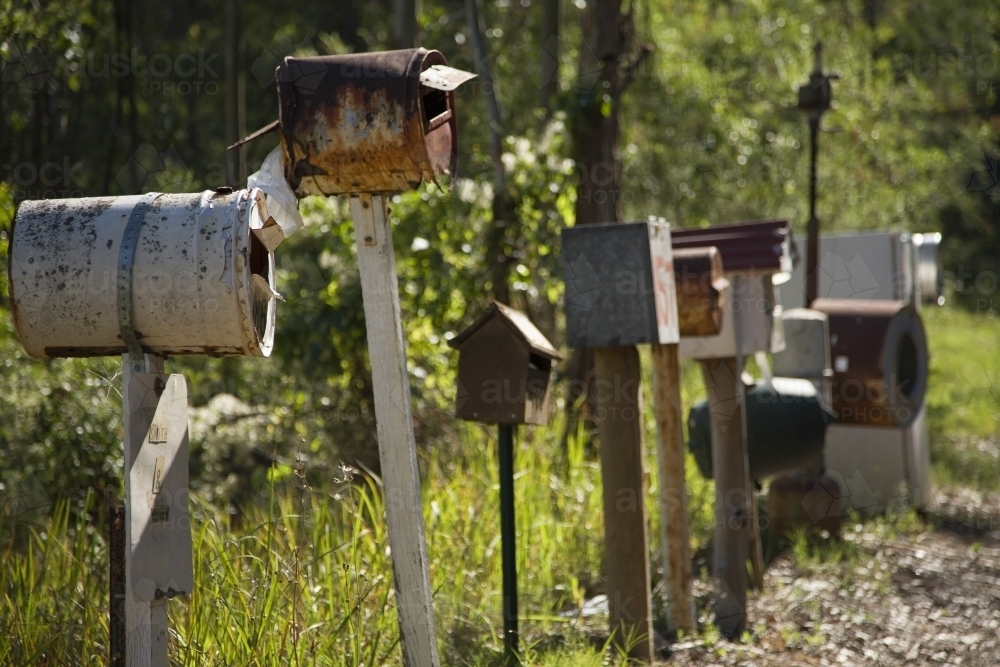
262 48 476 667
674 219 796 637
9 188 282 666
449 301 561 663
562 219 680 660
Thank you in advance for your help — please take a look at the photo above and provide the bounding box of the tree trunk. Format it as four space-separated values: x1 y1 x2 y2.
467 0 515 304
392 0 418 49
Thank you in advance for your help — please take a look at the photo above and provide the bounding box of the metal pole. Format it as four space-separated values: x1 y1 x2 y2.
498 423 519 664
805 115 820 305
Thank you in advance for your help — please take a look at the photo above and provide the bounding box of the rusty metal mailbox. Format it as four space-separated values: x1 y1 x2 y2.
449 301 562 425
674 246 728 337
276 48 476 197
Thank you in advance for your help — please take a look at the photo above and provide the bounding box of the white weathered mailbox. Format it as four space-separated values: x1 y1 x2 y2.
9 188 278 358
7 187 282 667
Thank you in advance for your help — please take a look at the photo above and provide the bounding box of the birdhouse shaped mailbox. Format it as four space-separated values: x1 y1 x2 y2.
449 302 562 425
276 48 477 197
8 188 279 359
562 219 680 348
673 220 796 360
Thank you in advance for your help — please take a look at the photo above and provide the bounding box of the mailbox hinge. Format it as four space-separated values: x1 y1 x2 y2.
117 192 163 372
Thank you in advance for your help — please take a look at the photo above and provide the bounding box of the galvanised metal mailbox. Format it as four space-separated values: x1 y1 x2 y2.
276 48 476 197
562 219 680 348
8 189 279 359
449 301 562 425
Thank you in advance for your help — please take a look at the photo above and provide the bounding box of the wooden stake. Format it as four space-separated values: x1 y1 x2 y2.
121 353 167 667
594 346 653 662
351 194 440 667
651 343 694 635
699 357 749 638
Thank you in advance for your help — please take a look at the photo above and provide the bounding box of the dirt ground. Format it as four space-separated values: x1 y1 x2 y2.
666 488 1000 667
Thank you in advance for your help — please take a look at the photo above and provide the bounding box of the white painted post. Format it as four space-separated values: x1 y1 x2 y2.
350 194 440 667
122 353 167 667
121 352 192 667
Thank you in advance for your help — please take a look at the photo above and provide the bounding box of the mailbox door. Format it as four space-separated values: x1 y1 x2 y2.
647 221 680 344
127 373 193 601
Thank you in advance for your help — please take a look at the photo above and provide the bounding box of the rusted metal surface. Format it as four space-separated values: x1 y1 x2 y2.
673 246 727 337
812 298 928 427
276 48 473 197
672 220 796 273
450 301 561 425
9 190 278 358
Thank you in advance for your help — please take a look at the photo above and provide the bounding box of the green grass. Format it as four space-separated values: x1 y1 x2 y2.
1 406 709 666
2 303 996 664
922 305 1000 490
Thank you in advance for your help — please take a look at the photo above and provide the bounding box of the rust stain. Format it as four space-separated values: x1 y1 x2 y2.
674 246 726 337
277 49 462 197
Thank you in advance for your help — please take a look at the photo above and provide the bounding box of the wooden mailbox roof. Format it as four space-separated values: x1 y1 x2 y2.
448 301 562 360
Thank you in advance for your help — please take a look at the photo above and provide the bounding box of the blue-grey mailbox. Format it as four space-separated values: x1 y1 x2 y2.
562 220 679 348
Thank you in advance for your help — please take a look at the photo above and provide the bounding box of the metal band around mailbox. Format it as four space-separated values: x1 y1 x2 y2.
117 192 163 368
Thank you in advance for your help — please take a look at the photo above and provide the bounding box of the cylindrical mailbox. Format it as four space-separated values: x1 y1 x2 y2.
9 189 277 358
673 246 727 337
687 378 835 480
912 232 943 304
277 48 474 197
812 298 928 427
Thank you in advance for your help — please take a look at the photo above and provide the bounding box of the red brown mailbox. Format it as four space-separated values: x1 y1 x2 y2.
449 301 561 425
275 48 475 197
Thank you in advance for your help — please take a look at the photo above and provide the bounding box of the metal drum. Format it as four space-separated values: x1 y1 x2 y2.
8 188 278 358
687 377 836 480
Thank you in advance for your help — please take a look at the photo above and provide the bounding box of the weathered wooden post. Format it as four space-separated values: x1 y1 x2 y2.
674 220 796 637
654 247 727 635
449 302 561 664
267 49 476 667
8 189 282 666
563 219 680 661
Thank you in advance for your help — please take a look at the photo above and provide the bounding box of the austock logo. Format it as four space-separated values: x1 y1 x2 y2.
1 41 52 95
